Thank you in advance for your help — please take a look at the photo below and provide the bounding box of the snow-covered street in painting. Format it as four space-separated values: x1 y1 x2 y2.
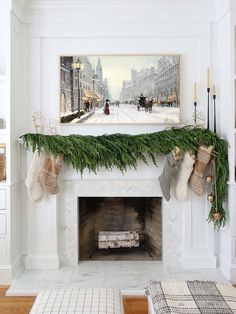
79 103 180 124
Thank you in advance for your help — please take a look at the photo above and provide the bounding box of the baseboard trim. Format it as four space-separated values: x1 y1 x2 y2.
219 256 236 283
12 254 25 278
181 254 217 268
25 255 59 269
0 265 13 285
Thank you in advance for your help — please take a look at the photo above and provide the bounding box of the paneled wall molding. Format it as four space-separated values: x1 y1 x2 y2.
23 0 213 24
28 23 211 39
181 199 216 268
213 0 236 23
11 0 28 23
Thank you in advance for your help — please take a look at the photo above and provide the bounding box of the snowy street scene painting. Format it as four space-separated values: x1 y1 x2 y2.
60 55 181 124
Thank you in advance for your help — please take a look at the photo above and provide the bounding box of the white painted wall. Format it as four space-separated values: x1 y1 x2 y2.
4 0 236 283
0 0 29 284
212 0 236 282
27 1 213 136
23 0 217 272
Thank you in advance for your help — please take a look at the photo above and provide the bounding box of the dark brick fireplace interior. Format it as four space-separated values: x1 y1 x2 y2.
79 197 162 261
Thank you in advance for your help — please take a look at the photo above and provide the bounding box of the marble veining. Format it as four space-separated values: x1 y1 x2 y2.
7 262 228 296
57 180 183 267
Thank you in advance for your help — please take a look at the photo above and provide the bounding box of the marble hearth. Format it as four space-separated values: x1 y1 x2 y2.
7 262 227 297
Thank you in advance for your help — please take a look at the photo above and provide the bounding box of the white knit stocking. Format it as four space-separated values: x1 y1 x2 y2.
25 151 47 202
175 152 195 201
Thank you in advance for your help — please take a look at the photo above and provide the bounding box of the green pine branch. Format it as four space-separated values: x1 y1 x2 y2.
21 126 229 230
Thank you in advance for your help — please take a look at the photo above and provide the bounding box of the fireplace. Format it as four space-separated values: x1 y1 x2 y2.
78 197 162 261
53 179 215 269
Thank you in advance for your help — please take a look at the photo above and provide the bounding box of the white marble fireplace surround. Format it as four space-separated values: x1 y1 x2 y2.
24 156 216 271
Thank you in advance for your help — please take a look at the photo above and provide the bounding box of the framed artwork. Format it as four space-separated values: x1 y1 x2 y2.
60 55 181 124
0 144 6 181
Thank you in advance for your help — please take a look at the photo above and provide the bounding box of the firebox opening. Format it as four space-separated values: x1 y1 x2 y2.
78 197 162 261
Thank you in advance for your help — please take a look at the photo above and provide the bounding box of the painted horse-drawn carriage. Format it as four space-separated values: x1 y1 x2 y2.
138 94 153 113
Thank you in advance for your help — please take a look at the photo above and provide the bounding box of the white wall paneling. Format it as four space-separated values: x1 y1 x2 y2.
3 0 236 283
182 196 216 268
25 0 213 24
25 0 214 271
0 214 7 234
0 190 6 209
212 1 236 282
25 190 59 269
0 0 29 284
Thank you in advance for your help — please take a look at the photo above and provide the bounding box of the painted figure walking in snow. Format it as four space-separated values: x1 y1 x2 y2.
104 99 110 115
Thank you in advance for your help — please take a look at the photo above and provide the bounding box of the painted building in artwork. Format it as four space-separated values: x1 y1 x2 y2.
60 56 74 113
120 56 180 105
154 56 180 105
120 67 155 102
60 56 110 116
121 80 133 102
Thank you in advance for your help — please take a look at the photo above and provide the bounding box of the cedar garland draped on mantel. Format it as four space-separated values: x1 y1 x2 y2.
21 126 229 229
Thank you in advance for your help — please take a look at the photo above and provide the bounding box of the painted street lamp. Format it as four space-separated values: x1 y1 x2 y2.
72 59 82 118
92 75 96 110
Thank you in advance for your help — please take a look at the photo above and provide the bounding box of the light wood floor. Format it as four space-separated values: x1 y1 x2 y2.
0 286 36 314
0 286 148 314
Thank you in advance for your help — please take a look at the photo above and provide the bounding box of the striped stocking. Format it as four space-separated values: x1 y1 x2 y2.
38 154 63 195
189 145 214 196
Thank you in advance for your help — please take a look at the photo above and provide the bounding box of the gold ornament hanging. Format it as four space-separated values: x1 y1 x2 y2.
213 212 222 221
207 193 214 203
172 146 183 161
206 175 213 183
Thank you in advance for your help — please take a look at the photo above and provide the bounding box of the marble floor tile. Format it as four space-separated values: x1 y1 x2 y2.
137 271 170 288
75 261 106 274
68 278 105 288
70 269 105 287
105 261 138 274
104 274 138 289
136 261 168 273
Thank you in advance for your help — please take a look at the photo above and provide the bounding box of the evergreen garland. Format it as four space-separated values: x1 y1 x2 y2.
21 126 229 229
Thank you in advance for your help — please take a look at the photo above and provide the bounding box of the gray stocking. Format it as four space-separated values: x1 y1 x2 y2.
158 152 180 201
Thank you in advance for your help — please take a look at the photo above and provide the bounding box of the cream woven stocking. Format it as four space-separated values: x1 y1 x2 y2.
25 151 47 202
175 152 195 201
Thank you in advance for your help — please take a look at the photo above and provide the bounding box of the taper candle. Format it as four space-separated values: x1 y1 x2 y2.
213 84 216 95
207 68 211 89
194 82 197 102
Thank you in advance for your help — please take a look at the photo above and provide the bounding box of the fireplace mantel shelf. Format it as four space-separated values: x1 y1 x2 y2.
21 126 229 228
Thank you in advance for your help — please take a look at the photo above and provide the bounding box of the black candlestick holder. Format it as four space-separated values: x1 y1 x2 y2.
213 94 216 133
207 87 210 130
194 101 197 125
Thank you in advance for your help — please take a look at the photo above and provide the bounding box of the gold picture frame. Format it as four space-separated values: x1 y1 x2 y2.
0 144 6 181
